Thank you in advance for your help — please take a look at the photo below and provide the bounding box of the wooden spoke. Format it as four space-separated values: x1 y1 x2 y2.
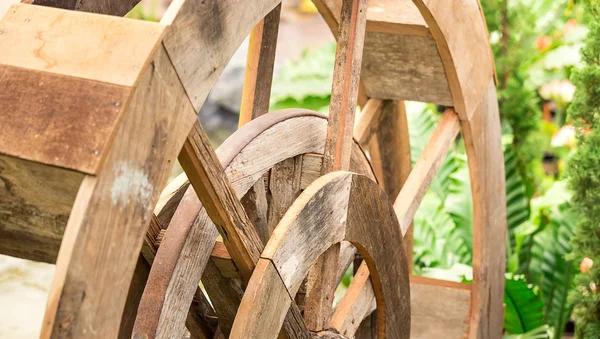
239 3 282 126
331 261 376 337
231 173 410 339
354 98 383 147
307 0 369 330
30 0 140 16
394 108 460 235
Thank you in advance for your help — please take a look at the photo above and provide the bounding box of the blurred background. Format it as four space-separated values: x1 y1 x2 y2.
1 0 598 338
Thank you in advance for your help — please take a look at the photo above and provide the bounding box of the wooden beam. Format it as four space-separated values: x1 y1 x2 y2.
238 4 281 126
306 0 368 330
353 98 383 148
393 108 460 235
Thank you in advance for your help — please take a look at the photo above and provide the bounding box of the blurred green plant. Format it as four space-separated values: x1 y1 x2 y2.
566 1 600 336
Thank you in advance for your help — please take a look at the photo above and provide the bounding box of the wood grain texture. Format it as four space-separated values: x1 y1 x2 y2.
0 3 164 86
241 176 270 244
369 101 413 265
238 3 281 126
0 154 83 263
361 32 452 105
354 98 383 148
410 276 472 339
31 0 140 16
331 261 376 337
267 156 303 235
393 109 460 235
0 65 129 174
42 45 197 339
133 188 219 339
231 172 410 339
411 0 494 119
308 0 368 329
461 80 506 339
161 0 280 111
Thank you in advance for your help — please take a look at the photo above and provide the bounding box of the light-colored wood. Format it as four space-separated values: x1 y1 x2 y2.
412 0 494 120
461 80 506 339
354 98 383 147
0 4 164 87
231 172 410 339
31 0 140 16
42 45 196 338
0 64 130 174
331 261 376 337
229 259 293 339
0 154 83 263
361 32 452 105
307 0 368 329
394 109 460 235
410 276 472 339
240 177 270 244
160 0 281 111
238 3 281 126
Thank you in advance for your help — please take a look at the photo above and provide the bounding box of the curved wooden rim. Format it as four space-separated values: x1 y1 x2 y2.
133 110 376 338
230 172 410 339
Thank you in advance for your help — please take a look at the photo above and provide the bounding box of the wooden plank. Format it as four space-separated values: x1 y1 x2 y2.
160 0 281 111
393 109 460 235
331 261 376 337
354 98 383 147
229 259 293 339
0 64 130 174
412 0 494 120
240 177 270 244
410 276 472 339
361 32 453 105
41 45 197 339
0 3 164 87
307 0 368 329
238 4 281 126
461 80 506 338
31 0 140 16
0 154 83 263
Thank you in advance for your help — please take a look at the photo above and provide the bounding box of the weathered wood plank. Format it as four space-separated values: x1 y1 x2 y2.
0 154 83 263
412 0 494 119
42 45 196 338
267 155 303 235
0 3 164 87
31 0 140 16
0 64 130 174
160 0 280 111
354 98 383 148
461 80 506 339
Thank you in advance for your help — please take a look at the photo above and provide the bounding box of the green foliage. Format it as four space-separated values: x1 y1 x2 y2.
566 1 600 336
503 325 553 339
504 274 545 334
270 44 336 112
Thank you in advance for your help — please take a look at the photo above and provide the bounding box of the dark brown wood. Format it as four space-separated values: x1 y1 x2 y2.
0 64 129 174
0 154 83 263
31 0 140 16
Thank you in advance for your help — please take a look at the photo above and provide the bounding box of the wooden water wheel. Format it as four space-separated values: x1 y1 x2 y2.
0 0 506 338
